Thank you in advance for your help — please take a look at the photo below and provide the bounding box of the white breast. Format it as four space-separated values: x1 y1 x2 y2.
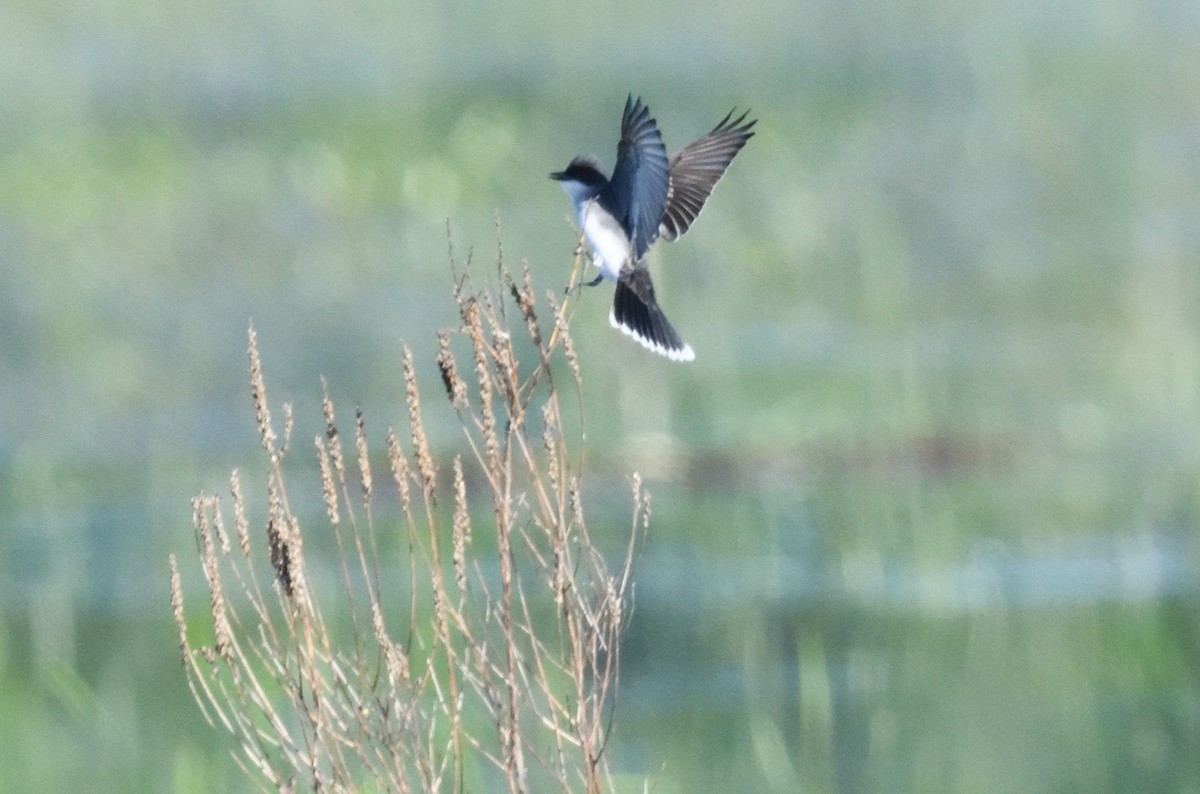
579 199 631 283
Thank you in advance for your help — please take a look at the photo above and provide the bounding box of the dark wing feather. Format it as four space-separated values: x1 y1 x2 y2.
659 109 756 241
604 95 670 259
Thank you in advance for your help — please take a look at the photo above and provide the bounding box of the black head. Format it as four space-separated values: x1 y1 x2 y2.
549 155 606 186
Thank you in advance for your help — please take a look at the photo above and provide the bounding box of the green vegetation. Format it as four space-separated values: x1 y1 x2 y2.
2 0 1200 791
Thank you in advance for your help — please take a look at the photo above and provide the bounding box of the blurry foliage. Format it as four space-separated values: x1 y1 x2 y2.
3 0 1200 791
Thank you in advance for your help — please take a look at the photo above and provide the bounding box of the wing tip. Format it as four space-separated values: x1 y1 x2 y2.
717 107 758 135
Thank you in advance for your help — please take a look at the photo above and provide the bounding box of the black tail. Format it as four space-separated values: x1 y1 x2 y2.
609 269 695 361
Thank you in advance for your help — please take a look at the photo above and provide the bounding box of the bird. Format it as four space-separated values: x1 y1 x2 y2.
550 95 756 361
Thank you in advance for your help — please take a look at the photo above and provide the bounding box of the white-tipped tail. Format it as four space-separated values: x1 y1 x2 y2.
609 273 695 362
609 309 696 361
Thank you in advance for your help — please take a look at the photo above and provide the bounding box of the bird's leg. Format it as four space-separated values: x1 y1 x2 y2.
565 252 606 295
565 272 605 295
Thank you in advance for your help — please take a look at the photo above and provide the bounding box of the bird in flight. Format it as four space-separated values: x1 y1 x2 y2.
550 95 755 361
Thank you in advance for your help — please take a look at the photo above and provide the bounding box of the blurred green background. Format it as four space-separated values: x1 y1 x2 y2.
5 0 1200 791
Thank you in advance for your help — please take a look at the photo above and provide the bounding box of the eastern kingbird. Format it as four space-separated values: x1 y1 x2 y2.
550 95 755 361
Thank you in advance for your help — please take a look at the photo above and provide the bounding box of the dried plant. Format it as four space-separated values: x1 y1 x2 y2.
170 247 650 793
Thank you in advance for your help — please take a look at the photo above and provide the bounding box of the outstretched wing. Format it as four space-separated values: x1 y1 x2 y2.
659 109 756 241
604 95 670 259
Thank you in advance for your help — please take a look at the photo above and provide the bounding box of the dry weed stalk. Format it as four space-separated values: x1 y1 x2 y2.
170 253 649 793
